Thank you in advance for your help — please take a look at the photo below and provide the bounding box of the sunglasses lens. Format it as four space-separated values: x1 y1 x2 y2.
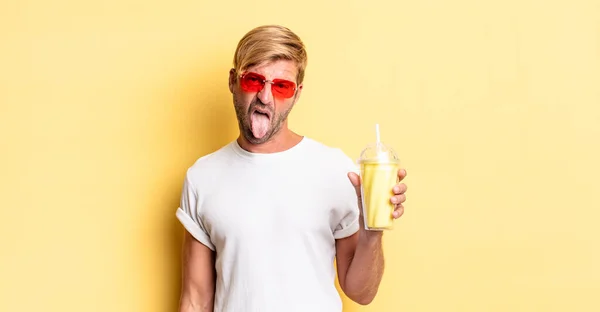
272 79 296 99
240 72 296 99
240 73 265 92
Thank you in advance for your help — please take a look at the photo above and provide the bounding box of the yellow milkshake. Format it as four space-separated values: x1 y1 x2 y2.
358 124 400 230
360 160 399 230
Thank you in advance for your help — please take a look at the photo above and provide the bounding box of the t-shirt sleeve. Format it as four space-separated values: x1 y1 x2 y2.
175 169 215 251
333 150 361 239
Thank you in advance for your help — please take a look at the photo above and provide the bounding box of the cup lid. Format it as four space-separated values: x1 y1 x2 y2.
358 142 399 163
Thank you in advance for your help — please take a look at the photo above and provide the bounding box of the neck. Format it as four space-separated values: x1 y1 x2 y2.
237 125 303 154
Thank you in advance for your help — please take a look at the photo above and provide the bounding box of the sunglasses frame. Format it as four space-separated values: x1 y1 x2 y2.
238 72 299 99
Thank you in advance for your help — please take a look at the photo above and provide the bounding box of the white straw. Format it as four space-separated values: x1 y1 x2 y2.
375 124 381 144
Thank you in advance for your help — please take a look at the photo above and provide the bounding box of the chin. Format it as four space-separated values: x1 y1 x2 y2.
243 128 272 145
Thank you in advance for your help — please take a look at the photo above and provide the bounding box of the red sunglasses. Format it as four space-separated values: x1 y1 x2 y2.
239 72 298 99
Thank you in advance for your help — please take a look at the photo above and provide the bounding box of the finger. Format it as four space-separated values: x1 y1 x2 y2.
393 205 404 219
347 172 361 197
390 194 406 205
397 168 407 181
393 183 407 195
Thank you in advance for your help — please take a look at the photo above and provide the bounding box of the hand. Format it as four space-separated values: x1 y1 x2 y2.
390 168 408 219
348 168 408 220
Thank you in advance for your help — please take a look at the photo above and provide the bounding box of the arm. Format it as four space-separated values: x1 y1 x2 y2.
179 231 216 312
335 169 407 305
335 230 384 305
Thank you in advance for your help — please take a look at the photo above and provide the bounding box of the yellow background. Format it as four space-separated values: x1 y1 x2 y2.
1 0 599 311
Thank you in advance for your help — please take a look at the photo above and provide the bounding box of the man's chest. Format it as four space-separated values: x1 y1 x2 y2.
199 166 338 248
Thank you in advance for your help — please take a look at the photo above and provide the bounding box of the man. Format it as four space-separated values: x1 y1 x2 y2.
176 25 408 312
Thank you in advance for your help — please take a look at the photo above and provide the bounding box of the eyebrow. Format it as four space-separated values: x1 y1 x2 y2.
247 68 297 82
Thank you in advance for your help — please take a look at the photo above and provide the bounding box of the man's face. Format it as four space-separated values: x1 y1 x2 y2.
229 59 303 145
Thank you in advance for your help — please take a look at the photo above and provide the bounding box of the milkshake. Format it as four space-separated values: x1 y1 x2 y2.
358 125 400 230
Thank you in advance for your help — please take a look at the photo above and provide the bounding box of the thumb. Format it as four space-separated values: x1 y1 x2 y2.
347 172 361 197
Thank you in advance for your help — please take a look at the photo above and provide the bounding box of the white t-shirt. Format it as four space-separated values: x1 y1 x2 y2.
176 137 360 312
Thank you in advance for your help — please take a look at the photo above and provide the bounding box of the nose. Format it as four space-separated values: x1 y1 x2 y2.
257 82 274 106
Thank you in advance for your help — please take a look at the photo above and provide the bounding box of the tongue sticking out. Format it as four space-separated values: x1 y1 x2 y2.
250 112 270 139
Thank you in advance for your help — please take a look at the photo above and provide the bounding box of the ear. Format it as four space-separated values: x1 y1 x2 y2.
293 83 304 104
228 68 236 93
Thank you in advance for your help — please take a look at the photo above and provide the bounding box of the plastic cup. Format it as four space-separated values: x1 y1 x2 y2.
358 139 400 231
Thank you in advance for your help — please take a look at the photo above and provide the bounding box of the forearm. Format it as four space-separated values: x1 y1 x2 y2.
179 231 216 312
179 291 214 312
342 232 385 305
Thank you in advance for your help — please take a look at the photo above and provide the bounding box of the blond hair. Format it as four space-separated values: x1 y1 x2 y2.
233 25 308 84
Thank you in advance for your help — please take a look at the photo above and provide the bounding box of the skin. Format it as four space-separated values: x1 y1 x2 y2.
179 59 408 311
228 60 305 152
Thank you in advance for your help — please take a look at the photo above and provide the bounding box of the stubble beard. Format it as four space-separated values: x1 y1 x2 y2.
233 96 294 145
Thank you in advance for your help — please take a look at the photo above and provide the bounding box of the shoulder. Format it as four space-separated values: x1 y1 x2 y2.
184 141 237 185
301 137 358 174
